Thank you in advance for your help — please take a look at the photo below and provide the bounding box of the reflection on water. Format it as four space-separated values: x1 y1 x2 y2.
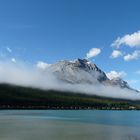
0 110 140 140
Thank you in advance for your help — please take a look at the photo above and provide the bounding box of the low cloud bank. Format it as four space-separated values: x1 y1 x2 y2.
0 61 140 100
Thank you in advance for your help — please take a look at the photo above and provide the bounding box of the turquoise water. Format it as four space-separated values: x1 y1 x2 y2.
0 110 140 140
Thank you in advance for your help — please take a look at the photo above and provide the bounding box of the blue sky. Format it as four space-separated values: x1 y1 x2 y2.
0 0 140 89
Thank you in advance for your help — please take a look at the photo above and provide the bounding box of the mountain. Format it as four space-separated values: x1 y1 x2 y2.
109 78 129 88
0 58 139 109
47 59 108 84
46 58 137 91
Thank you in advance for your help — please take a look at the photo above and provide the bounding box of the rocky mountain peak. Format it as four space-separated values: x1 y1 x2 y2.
47 58 109 84
75 58 88 65
38 58 138 90
73 59 104 73
110 77 129 88
45 58 138 92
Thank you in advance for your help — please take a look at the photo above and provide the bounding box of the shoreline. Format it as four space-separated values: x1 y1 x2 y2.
0 106 138 110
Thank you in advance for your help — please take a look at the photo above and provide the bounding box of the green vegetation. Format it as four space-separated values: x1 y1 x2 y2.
0 84 140 110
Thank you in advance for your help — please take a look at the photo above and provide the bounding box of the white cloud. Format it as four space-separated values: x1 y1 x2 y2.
86 48 101 59
124 50 140 61
36 61 51 70
11 58 16 63
111 30 140 48
110 50 122 58
6 47 12 53
106 71 127 80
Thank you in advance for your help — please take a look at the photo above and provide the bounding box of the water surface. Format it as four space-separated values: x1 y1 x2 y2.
0 110 140 140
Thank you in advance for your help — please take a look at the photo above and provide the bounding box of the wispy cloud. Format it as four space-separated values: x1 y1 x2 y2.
127 79 139 85
86 48 101 59
111 30 140 48
136 70 140 75
124 50 140 61
110 50 123 58
6 47 12 53
11 58 16 63
0 52 5 58
106 71 127 80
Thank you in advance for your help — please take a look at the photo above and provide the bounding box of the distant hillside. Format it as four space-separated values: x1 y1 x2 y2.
0 84 140 110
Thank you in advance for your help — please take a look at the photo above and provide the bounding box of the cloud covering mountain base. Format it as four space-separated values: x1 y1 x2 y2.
0 60 139 100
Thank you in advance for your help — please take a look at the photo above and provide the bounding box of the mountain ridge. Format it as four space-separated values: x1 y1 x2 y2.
45 58 138 92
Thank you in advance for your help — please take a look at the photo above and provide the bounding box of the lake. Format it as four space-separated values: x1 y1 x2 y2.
0 110 140 140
